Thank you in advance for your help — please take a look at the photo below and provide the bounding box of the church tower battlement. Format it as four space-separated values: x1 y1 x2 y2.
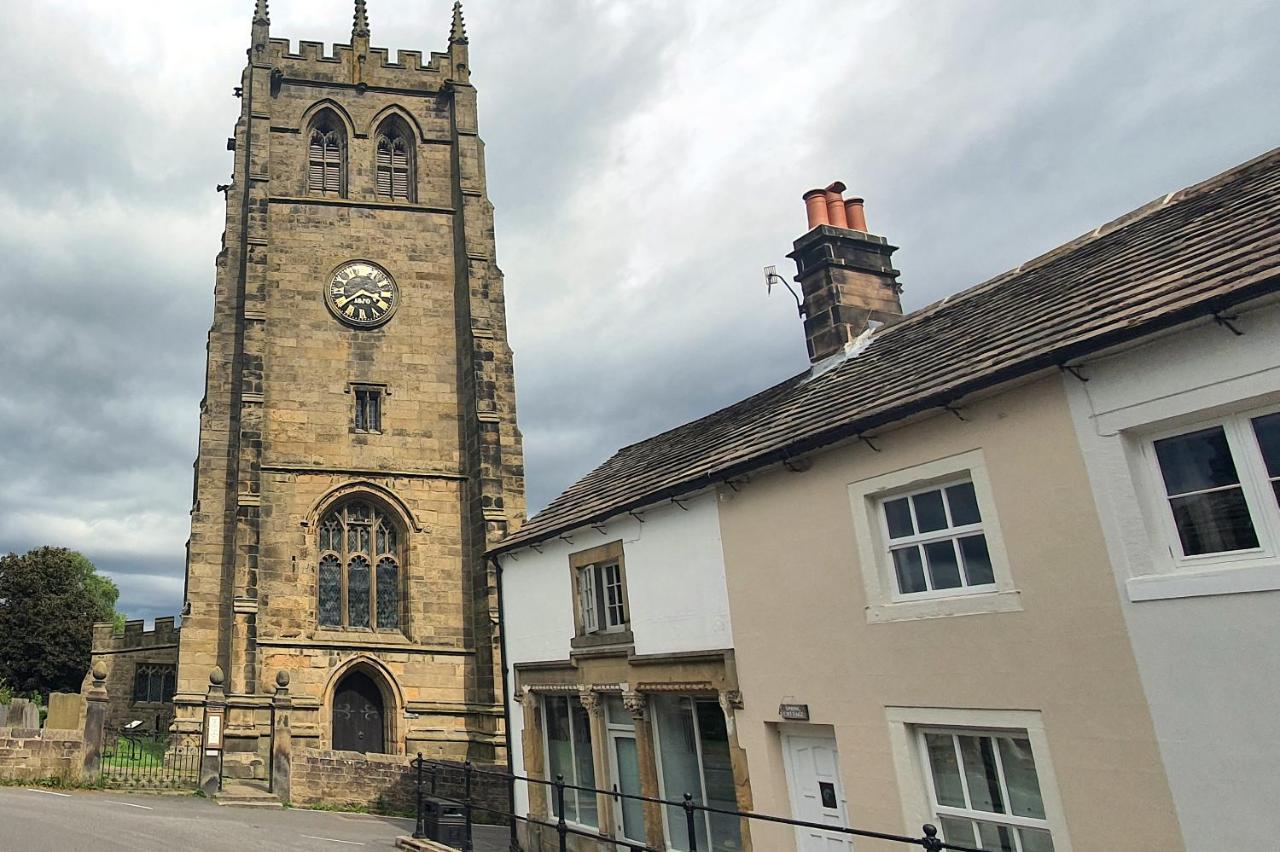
173 0 524 771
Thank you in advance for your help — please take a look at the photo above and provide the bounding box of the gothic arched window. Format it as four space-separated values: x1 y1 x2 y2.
317 500 402 630
374 118 414 201
308 111 346 197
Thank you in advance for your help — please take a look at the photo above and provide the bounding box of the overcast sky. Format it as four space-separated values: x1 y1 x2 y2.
0 0 1275 621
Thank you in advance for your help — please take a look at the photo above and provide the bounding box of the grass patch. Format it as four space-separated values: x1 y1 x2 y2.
102 736 169 769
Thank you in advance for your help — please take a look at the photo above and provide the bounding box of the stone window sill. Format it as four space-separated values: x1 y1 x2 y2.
570 628 634 650
314 628 408 643
866 590 1023 623
1127 559 1280 602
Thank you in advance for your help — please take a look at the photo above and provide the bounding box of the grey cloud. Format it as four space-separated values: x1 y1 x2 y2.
1 0 1277 618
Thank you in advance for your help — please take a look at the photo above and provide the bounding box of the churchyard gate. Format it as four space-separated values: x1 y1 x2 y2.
99 719 201 789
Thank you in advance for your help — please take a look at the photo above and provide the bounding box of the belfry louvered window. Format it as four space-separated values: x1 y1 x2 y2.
375 123 413 201
307 113 346 196
317 500 401 630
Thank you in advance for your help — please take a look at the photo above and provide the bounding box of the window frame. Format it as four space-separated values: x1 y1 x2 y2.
1140 403 1280 571
878 477 997 602
374 119 415 202
568 541 632 646
316 499 404 633
915 726 1055 851
850 449 1021 623
540 693 599 831
306 114 347 198
131 663 177 705
576 561 627 633
885 707 1073 852
350 383 386 434
649 694 742 852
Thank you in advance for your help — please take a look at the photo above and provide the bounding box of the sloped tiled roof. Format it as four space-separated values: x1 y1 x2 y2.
494 148 1280 553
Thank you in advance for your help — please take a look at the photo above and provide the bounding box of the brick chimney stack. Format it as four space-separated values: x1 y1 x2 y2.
788 183 902 363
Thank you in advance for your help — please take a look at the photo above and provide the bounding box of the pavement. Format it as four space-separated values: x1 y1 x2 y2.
0 786 509 852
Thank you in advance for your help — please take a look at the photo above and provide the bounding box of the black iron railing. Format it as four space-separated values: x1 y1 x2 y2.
100 726 200 788
409 755 986 852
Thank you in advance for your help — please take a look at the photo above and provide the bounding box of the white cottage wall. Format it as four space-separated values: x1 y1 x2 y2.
499 490 734 816
1064 296 1280 851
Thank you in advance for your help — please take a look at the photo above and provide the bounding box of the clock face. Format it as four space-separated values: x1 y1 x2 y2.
326 261 399 328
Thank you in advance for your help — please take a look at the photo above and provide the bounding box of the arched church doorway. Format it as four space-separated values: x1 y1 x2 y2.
332 670 386 753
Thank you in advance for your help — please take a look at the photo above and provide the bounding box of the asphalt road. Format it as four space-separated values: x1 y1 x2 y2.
0 786 505 852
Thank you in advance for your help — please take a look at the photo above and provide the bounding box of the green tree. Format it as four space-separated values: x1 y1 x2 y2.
0 547 119 696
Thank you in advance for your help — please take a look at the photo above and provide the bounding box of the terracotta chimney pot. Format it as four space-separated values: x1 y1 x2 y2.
803 189 830 229
844 197 867 232
824 181 849 229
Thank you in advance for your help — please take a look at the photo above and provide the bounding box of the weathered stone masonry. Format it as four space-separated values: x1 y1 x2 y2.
83 3 528 783
291 751 506 823
87 618 180 731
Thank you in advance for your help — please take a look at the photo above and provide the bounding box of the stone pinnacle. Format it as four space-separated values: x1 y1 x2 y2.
353 0 371 39
450 1 468 45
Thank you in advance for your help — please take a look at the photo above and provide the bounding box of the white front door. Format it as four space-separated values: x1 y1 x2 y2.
783 732 854 851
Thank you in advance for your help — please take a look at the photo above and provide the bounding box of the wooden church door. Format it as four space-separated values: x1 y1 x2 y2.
332 671 386 753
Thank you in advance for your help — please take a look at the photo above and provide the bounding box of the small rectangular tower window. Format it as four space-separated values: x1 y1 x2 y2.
353 386 383 433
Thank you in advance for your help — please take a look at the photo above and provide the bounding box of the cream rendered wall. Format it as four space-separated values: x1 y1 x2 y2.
1063 298 1280 852
500 490 734 815
717 374 1183 852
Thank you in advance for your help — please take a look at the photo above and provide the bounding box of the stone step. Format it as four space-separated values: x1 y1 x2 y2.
214 780 283 808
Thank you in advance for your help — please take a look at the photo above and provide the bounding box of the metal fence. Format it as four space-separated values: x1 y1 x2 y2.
410 755 986 852
100 726 201 789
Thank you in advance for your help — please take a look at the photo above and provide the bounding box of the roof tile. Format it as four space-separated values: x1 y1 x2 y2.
495 148 1280 553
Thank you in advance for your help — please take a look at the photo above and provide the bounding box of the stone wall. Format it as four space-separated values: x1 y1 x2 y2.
87 618 180 731
172 12 523 766
291 749 507 824
0 728 84 783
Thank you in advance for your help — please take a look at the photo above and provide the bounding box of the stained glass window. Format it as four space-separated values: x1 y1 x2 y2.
132 664 177 703
317 500 403 630
348 556 371 627
376 518 396 556
376 557 400 629
320 515 342 553
319 554 342 626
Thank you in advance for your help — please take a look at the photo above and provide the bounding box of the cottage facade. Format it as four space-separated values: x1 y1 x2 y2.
496 150 1280 851
1063 295 1280 851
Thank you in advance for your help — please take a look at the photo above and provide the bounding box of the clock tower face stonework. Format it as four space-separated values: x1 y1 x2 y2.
173 1 524 772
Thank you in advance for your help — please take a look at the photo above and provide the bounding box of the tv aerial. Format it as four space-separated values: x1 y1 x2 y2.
764 265 805 317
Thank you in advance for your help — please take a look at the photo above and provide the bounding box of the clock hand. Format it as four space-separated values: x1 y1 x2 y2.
335 289 373 308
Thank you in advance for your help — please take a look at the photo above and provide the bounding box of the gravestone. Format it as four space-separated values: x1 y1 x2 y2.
46 693 84 730
8 698 39 729
0 704 8 727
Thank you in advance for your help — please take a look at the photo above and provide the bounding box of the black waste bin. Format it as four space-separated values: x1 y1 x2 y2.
422 796 467 848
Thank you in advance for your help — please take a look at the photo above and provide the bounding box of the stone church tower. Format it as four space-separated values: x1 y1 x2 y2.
170 0 524 775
